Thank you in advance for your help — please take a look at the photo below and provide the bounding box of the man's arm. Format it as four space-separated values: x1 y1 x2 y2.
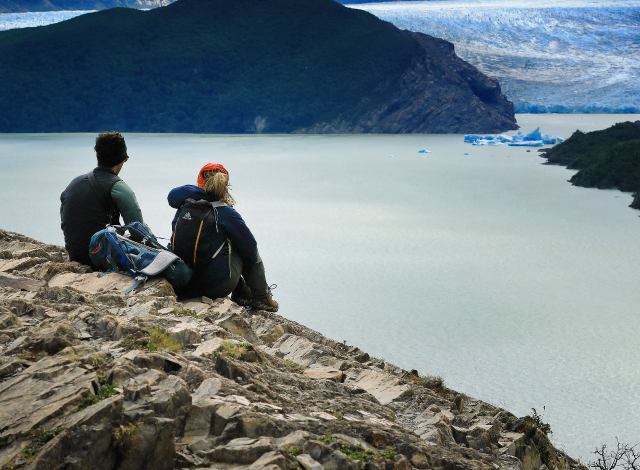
111 181 155 235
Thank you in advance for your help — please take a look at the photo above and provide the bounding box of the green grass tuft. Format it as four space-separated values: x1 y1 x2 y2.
121 327 181 353
79 373 118 410
172 307 199 319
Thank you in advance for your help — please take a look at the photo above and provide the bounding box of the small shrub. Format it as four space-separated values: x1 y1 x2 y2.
62 354 81 361
222 342 248 358
338 445 376 463
380 448 397 460
19 445 38 460
79 373 118 410
112 425 138 453
148 328 181 353
30 427 62 446
523 407 552 435
172 307 199 319
591 439 640 470
282 445 302 457
319 435 336 445
92 355 107 366
120 333 158 352
283 359 305 371
121 327 181 353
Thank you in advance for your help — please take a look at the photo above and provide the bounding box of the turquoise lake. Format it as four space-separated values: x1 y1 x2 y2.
1 113 638 459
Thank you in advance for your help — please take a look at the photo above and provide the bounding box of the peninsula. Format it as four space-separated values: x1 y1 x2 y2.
539 121 640 210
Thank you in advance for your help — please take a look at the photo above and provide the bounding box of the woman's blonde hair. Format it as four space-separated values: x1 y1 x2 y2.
202 170 235 206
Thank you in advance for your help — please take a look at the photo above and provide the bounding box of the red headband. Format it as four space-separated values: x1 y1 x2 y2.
197 163 229 188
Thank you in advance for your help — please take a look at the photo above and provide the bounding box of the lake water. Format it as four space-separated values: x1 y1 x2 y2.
1 113 639 459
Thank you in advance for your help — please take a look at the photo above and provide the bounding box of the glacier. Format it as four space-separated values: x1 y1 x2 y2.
0 11 95 31
349 0 640 113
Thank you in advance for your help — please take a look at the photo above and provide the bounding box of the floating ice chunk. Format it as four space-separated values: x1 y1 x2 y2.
463 152 469 155
418 149 432 153
512 131 525 142
473 139 503 146
389 154 398 157
541 134 564 145
523 127 542 141
465 134 512 145
508 140 544 147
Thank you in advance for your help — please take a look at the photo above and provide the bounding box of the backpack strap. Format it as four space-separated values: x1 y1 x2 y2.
207 202 230 276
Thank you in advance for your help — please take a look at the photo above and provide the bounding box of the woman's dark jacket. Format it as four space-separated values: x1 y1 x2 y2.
168 185 258 286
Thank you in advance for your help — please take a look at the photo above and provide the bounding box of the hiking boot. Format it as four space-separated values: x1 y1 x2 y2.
251 284 278 312
230 278 252 307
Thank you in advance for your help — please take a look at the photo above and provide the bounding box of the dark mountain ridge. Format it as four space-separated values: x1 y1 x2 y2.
0 0 517 134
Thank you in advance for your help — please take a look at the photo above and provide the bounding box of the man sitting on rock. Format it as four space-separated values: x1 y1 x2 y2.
60 131 153 268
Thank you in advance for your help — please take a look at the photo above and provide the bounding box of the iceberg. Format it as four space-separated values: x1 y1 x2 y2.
523 127 542 141
473 139 503 146
508 140 543 147
466 129 563 147
541 134 564 145
465 134 512 145
418 149 432 153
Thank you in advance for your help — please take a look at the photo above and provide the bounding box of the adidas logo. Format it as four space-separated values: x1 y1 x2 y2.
182 212 193 220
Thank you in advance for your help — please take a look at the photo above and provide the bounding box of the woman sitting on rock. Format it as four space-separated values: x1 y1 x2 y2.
167 163 278 312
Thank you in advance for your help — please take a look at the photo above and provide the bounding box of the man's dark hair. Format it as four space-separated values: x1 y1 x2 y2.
95 132 128 168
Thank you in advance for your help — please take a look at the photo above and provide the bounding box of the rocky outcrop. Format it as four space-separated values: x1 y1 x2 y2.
0 227 580 470
299 32 518 134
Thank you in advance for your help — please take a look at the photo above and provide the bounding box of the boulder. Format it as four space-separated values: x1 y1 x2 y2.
343 368 411 405
297 453 323 470
117 417 176 470
216 312 262 345
167 322 201 346
48 272 174 297
0 357 94 442
263 334 327 367
250 316 288 343
204 436 275 463
0 273 47 292
0 312 20 328
303 366 344 383
25 320 81 354
144 375 192 428
29 423 116 470
192 337 228 358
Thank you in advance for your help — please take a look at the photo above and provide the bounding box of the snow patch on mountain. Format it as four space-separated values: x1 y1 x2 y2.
0 11 93 30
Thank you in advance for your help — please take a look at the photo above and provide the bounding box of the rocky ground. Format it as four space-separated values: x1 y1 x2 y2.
0 228 583 470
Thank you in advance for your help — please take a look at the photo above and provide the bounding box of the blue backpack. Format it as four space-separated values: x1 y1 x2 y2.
89 222 193 293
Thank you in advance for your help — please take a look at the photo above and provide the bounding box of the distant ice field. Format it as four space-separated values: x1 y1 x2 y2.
0 11 94 31
349 0 640 113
